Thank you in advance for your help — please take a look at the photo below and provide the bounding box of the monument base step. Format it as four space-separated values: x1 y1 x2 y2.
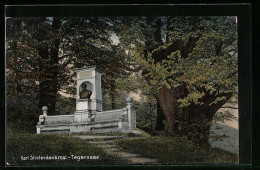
90 122 118 130
40 130 70 134
75 135 120 141
36 120 137 135
89 128 121 134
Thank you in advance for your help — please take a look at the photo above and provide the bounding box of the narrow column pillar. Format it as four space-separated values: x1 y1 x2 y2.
126 97 136 130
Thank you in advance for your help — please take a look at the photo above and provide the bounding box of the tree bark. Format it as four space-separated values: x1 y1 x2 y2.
110 80 116 110
154 84 232 145
38 18 61 115
142 16 235 145
145 72 232 144
155 102 166 131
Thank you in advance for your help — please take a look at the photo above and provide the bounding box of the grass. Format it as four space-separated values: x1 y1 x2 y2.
6 123 239 166
6 130 128 166
136 128 151 138
114 135 239 165
71 128 148 138
71 131 141 138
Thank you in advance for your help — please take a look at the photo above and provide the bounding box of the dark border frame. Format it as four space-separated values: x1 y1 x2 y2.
3 4 252 166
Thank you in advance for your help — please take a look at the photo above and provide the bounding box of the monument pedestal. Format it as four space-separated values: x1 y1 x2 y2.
74 99 91 123
76 98 91 110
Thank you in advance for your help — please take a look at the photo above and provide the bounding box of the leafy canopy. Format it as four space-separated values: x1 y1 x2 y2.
118 16 237 107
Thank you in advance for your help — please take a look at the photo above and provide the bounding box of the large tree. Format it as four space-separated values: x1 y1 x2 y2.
6 17 131 117
6 17 65 115
118 16 238 144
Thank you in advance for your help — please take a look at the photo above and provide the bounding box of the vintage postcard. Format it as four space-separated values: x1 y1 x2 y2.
5 4 251 167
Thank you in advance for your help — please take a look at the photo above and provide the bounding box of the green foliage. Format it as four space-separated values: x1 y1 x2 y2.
7 120 37 134
7 93 39 134
213 110 237 123
102 91 127 111
115 136 238 164
55 94 76 115
6 17 131 119
134 100 157 135
161 119 174 137
102 93 113 111
119 16 237 107
161 119 211 144
116 16 238 144
115 68 159 135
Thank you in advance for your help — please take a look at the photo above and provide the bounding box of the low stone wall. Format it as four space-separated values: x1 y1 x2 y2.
70 119 123 133
94 109 127 122
45 115 74 125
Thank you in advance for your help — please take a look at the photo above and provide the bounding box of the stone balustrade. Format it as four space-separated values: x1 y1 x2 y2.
94 108 127 122
36 96 139 134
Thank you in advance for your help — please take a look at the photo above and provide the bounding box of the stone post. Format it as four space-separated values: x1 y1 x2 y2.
118 119 123 129
126 97 136 130
39 106 48 123
42 106 48 116
37 106 48 134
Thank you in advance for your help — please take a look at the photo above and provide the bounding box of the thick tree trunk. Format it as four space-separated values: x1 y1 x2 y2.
145 74 232 144
111 92 116 110
38 18 60 115
154 84 232 145
155 102 166 131
142 16 234 145
110 81 116 110
154 85 188 132
38 47 59 115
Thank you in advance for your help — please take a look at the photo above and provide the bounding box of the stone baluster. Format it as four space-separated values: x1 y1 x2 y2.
42 106 48 116
126 96 135 130
37 106 48 134
39 106 48 124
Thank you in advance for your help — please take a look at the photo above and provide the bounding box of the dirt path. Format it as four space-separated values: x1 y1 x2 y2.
75 136 158 164
209 105 239 154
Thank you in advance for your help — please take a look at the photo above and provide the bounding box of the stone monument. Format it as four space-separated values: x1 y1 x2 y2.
36 66 140 135
74 67 103 123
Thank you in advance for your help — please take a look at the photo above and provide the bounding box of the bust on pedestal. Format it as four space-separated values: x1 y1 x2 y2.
73 66 103 123
79 83 92 99
74 83 92 123
76 82 92 112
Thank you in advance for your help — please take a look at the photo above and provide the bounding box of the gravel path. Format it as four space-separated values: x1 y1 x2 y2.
88 140 158 164
210 105 239 154
76 136 158 164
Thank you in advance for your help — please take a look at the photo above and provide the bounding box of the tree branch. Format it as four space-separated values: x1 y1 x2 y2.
221 106 238 109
